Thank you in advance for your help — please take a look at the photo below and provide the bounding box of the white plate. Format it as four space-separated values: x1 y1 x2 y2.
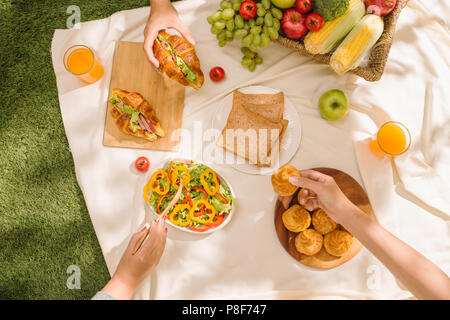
211 86 302 175
142 158 235 234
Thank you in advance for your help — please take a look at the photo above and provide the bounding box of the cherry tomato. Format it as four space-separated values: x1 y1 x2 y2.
209 66 225 82
239 0 257 20
305 12 324 32
295 0 313 14
135 156 150 172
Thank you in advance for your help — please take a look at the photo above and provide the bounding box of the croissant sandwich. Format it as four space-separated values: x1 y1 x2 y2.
109 88 164 142
153 30 204 90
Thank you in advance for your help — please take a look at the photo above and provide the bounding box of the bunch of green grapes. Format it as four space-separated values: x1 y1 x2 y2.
207 0 283 72
240 47 263 72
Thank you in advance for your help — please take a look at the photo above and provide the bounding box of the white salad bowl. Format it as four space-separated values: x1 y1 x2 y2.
142 158 235 234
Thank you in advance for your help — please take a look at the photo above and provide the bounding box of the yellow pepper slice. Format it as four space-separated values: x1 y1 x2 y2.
200 168 219 196
169 204 191 227
189 199 216 224
143 182 151 202
171 165 191 190
148 169 170 195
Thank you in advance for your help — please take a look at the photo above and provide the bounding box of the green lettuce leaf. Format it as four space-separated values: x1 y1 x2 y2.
158 34 197 84
129 111 141 132
110 97 142 132
110 94 121 105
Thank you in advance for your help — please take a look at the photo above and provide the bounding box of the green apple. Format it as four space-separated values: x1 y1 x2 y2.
271 0 296 9
318 89 349 121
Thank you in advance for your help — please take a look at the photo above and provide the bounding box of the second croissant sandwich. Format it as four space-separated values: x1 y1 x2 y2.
110 88 164 142
153 30 204 90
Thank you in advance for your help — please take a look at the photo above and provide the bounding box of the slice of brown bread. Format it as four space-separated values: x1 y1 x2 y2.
217 100 282 166
236 92 288 154
256 119 289 167
241 102 284 122
279 119 289 147
233 90 284 105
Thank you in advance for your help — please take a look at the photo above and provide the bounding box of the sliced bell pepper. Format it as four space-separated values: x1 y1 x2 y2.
148 169 170 195
189 186 207 200
215 193 228 204
143 182 151 202
206 214 224 228
193 205 205 217
148 194 157 203
157 193 173 215
167 160 175 182
200 168 220 196
188 224 210 232
190 199 216 224
171 165 191 190
169 204 191 227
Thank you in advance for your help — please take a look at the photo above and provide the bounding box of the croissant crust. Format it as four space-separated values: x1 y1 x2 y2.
153 31 204 90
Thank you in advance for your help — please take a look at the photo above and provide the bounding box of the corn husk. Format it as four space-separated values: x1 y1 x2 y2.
330 14 384 74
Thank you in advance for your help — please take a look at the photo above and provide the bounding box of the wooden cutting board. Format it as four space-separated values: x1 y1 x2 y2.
274 168 372 269
103 41 185 151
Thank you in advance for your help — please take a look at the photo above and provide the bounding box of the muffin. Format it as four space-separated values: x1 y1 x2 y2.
324 230 353 257
282 204 311 233
312 209 338 235
271 165 300 196
295 229 323 256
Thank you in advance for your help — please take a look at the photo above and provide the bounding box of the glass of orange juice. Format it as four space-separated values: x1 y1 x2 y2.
63 45 104 84
370 121 411 157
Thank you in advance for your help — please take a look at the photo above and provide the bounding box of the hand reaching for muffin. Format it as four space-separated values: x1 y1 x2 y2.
278 169 357 225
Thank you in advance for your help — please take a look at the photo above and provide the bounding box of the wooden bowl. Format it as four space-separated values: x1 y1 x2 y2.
274 168 372 269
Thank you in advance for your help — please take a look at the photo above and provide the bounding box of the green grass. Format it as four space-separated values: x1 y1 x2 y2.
0 0 166 300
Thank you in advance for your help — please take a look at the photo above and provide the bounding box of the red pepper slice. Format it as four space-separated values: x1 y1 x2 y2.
206 214 224 228
189 186 207 200
167 160 175 182
157 194 173 215
152 173 164 187
188 225 211 232
193 205 206 217
215 193 228 204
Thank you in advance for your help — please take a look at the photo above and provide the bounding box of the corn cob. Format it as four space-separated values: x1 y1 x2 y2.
330 14 384 74
303 0 366 55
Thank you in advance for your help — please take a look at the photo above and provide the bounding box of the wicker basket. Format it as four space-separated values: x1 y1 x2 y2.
276 0 409 81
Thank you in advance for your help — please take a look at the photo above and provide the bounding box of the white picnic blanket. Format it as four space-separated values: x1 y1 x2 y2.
51 0 450 299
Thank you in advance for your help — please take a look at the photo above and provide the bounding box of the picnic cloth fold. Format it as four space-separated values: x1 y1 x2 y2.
51 0 449 299
394 82 450 220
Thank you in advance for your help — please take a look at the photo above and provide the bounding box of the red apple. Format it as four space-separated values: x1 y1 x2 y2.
281 8 307 40
364 0 397 16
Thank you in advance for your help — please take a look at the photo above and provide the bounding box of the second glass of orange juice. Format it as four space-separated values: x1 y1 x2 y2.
64 45 104 84
370 121 411 157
